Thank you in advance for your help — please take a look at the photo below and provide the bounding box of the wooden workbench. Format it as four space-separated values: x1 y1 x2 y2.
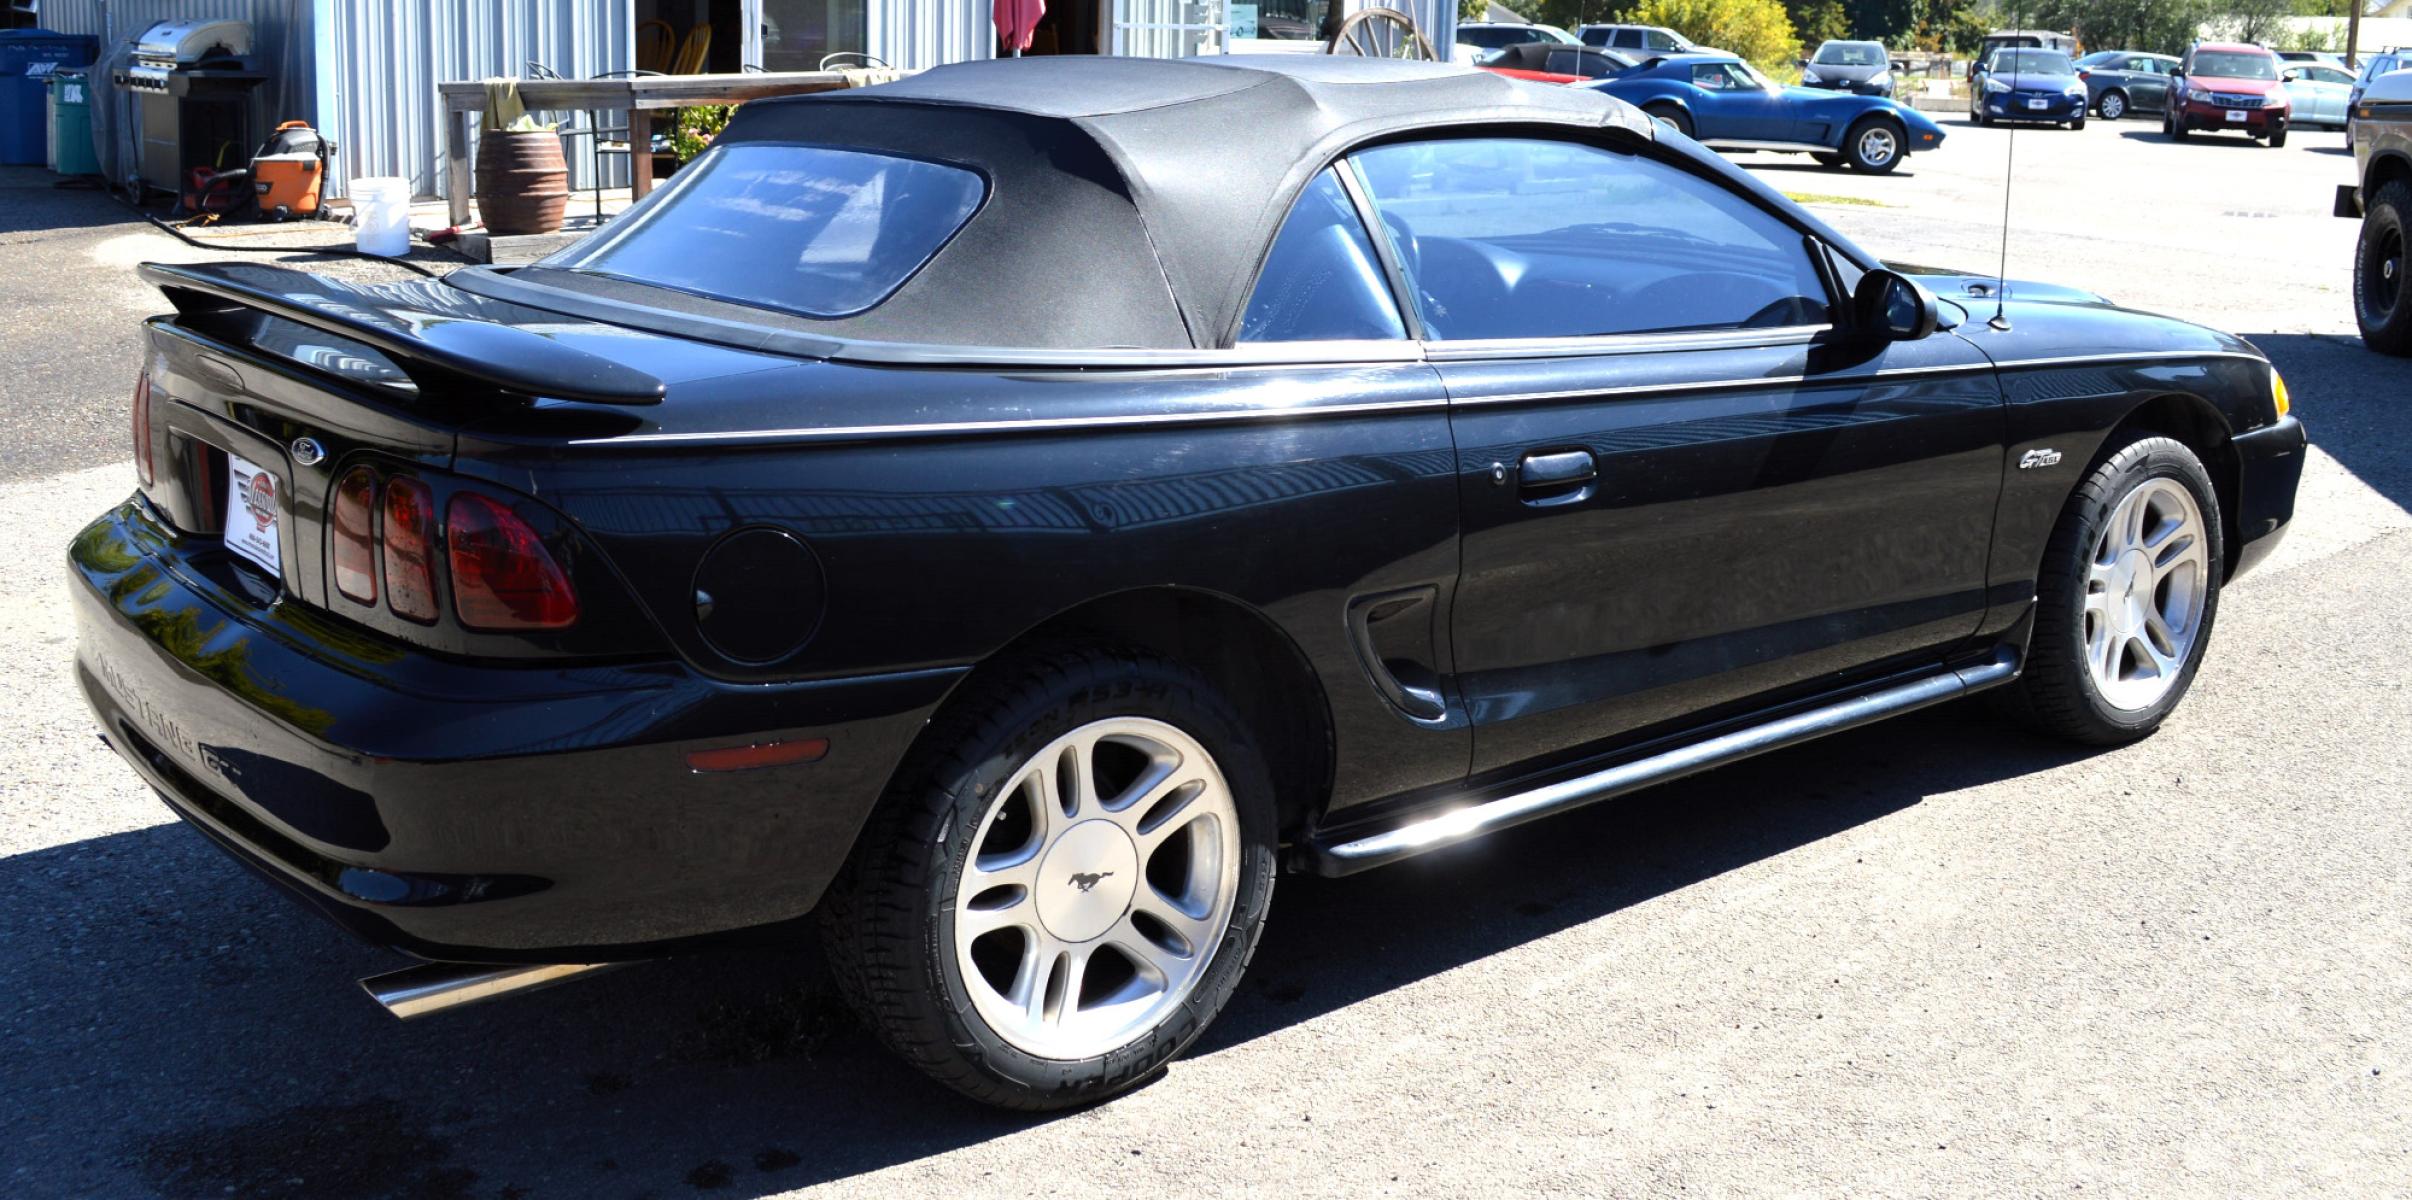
437 71 898 226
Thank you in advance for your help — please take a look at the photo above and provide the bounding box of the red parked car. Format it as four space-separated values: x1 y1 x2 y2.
2164 41 2292 146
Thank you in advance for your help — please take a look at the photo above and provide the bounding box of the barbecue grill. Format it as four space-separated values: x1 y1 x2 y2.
112 19 265 196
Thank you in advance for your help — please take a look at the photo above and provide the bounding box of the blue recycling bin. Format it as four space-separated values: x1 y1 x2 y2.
0 30 98 166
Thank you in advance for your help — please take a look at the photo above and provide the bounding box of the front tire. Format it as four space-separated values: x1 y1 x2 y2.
1844 116 1904 173
820 647 1278 1110
2098 89 2128 120
2070 115 2087 131
1995 435 2224 745
2358 179 2412 355
2167 110 2189 140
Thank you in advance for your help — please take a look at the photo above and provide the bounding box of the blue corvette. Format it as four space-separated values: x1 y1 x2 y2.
1589 52 1947 172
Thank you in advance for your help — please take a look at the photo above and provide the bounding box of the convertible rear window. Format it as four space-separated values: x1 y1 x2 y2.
542 143 984 319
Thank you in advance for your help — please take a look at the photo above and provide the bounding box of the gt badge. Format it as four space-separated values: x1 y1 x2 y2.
2019 448 2063 470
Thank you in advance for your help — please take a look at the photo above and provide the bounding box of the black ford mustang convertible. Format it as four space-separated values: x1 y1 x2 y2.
74 56 2304 1109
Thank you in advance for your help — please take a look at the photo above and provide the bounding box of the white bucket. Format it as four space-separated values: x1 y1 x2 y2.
351 177 412 257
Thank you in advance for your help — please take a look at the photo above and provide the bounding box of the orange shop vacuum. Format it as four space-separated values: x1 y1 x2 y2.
247 120 336 219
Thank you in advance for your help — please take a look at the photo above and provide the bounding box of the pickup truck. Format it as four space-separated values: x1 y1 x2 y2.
2339 67 2412 353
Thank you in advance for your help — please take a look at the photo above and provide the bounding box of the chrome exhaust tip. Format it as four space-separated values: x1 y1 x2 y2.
360 960 618 1020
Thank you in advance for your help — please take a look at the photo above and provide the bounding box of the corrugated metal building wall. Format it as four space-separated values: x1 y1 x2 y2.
36 0 316 167
867 0 993 70
323 1 631 199
39 0 1452 203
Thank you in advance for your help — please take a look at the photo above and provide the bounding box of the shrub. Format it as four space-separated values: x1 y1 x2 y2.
1624 0 1803 70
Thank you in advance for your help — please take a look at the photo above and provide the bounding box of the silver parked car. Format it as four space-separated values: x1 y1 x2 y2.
2283 61 2356 128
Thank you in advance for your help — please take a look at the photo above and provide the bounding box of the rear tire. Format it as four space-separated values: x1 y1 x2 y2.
1993 435 2224 745
1645 103 1693 139
819 646 1278 1110
2357 179 2412 356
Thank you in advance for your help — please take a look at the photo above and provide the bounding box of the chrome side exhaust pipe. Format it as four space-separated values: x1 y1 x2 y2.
360 961 619 1020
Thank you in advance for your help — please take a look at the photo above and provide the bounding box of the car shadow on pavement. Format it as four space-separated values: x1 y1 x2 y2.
0 702 2098 1198
2240 332 2412 512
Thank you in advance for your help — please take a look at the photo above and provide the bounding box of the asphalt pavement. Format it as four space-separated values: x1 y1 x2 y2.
0 110 2406 1199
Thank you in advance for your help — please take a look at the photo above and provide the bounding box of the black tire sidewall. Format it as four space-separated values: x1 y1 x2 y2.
1647 104 1692 139
917 657 1277 1103
2038 437 2226 739
2101 90 2126 119
2357 181 2412 355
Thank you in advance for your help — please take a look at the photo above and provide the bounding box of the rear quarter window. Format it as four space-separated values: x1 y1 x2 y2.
541 142 985 319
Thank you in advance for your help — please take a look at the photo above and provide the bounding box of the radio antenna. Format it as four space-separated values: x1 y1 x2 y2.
1988 1 2023 332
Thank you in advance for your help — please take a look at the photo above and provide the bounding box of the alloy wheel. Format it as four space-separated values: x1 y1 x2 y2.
2083 478 2210 712
951 717 1240 1059
2100 91 2126 119
1856 125 1899 168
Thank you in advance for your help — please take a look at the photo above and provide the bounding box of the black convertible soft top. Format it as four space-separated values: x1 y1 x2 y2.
696 55 1656 350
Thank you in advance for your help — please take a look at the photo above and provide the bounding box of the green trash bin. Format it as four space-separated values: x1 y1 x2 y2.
47 69 96 176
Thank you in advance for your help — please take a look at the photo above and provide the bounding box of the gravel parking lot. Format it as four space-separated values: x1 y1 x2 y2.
2 108 2407 1198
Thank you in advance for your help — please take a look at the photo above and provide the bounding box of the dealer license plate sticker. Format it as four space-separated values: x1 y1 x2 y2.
2226 109 2248 122
224 452 283 577
2026 98 2047 110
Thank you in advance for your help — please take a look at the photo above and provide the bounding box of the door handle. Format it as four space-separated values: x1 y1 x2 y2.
1519 450 1596 487
1516 449 1596 507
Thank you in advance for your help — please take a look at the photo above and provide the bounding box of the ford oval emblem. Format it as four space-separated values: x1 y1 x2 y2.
290 437 326 466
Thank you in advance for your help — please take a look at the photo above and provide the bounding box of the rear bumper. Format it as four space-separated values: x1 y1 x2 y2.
2229 415 2307 582
71 498 960 962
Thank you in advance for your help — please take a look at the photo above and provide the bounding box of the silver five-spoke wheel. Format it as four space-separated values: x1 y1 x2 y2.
1857 125 1898 168
2083 477 2209 712
953 717 1240 1060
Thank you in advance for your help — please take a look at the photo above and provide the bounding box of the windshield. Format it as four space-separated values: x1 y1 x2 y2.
1814 42 1885 66
1708 59 1774 89
2190 50 2278 80
1991 49 2072 74
542 143 984 320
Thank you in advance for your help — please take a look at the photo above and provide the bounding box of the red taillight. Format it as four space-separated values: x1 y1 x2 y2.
331 466 379 605
381 476 439 623
132 372 154 486
446 492 578 631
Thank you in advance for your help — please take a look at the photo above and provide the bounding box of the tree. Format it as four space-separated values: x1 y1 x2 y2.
1624 0 1804 65
1790 0 1852 45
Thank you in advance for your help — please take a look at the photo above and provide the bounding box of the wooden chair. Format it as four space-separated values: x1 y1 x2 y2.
673 23 712 75
636 20 676 74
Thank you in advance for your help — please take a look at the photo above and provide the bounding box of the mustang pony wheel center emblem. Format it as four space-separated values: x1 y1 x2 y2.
1067 870 1115 893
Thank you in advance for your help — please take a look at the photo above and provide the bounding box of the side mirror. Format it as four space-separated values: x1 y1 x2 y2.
1853 269 1940 341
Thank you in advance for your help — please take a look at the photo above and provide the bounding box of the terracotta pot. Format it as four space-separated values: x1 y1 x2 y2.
474 129 568 235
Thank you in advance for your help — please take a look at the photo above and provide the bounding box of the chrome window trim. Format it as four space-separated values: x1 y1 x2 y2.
1423 323 1832 361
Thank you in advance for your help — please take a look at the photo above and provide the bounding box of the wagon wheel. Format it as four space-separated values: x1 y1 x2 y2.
1325 8 1437 61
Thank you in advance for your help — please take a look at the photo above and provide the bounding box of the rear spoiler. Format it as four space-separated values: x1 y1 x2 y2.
139 261 665 406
